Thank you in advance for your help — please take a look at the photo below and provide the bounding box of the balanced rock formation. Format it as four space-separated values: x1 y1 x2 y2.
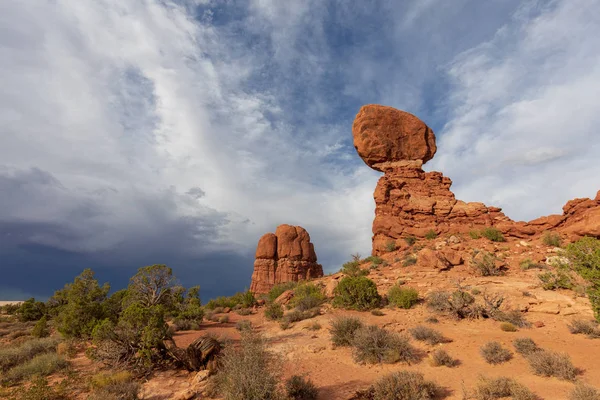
249 225 324 294
353 104 600 254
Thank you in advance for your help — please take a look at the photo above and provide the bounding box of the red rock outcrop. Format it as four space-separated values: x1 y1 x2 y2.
249 225 324 294
353 104 600 254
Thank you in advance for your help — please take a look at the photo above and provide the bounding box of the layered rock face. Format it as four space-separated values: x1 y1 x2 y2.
353 104 600 254
249 225 324 294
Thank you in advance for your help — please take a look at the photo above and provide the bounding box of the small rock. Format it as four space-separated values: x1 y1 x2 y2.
448 235 461 244
519 240 530 247
172 389 196 400
529 303 560 314
223 307 231 313
561 308 579 316
533 321 545 328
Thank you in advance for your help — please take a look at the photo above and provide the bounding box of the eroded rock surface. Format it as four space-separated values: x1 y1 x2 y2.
250 225 323 294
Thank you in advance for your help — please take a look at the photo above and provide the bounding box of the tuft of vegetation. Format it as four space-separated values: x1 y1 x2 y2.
267 282 298 302
371 309 385 316
526 349 577 381
565 237 600 321
286 375 318 400
424 230 438 240
236 320 253 332
330 316 364 347
480 227 506 242
472 376 536 400
264 302 284 321
89 370 140 400
409 326 446 345
236 308 252 316
289 283 325 311
332 276 382 311
218 315 230 324
281 308 320 325
351 325 418 365
15 298 46 322
2 353 69 385
469 230 481 239
0 337 60 373
305 321 321 331
567 318 600 338
426 290 482 320
430 348 458 367
385 241 398 253
480 341 512 364
205 290 256 310
340 260 369 277
404 235 417 246
569 383 600 400
11 376 69 400
32 316 50 338
500 322 518 332
538 270 573 290
402 255 418 267
212 330 282 400
471 288 481 295
425 317 439 324
512 338 541 356
387 286 419 309
372 371 440 400
471 252 504 276
520 258 545 270
543 232 562 247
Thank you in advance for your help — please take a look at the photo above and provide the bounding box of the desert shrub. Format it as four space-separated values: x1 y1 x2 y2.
469 230 481 239
305 321 321 331
89 370 140 400
352 325 417 365
2 353 69 385
512 338 540 356
236 320 253 332
500 322 517 332
372 370 439 400
385 241 397 253
526 349 577 380
264 302 284 321
330 316 364 347
565 237 600 321
16 298 46 322
472 376 536 400
520 258 545 270
267 282 299 302
424 230 438 240
364 256 384 266
543 232 562 247
236 308 252 316
471 288 482 295
282 308 320 325
57 340 78 358
290 283 325 311
402 255 417 267
218 315 230 324
286 375 318 400
213 330 282 400
567 318 600 338
471 252 504 276
570 383 600 400
333 276 382 311
429 348 457 367
205 290 256 310
279 319 291 330
409 326 446 345
12 376 69 400
480 341 512 364
371 309 384 316
172 319 200 331
425 317 439 324
539 270 573 290
387 286 419 309
480 227 505 242
0 337 60 372
426 290 481 319
32 316 50 338
341 260 369 277
493 309 530 328
404 235 417 246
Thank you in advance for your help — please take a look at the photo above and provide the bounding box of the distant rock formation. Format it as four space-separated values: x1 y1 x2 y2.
353 104 600 255
249 224 324 294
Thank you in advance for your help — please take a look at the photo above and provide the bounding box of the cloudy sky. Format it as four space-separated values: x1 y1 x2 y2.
1 0 599 301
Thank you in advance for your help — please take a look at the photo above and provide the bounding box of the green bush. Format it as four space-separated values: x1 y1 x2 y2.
538 270 573 290
286 375 318 400
32 316 50 338
373 371 439 400
2 353 69 385
264 302 284 321
402 255 417 267
289 283 325 311
205 290 256 310
332 276 381 311
340 260 368 277
352 325 417 364
500 322 517 332
330 316 364 347
404 236 417 246
16 298 46 322
424 230 438 240
12 376 68 400
387 286 419 309
469 230 481 239
267 282 298 302
519 258 545 270
480 227 505 242
385 241 397 252
543 232 562 247
565 237 600 321
89 371 140 400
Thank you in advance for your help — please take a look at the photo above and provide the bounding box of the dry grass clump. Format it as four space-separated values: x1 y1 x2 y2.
471 252 504 276
512 338 540 356
569 383 600 400
286 375 318 400
235 320 253 332
568 319 600 338
371 309 385 316
330 316 364 347
88 370 140 400
480 342 512 364
372 371 440 400
471 376 536 400
429 348 458 367
2 353 69 385
305 321 321 331
352 325 418 365
218 315 230 324
0 337 60 372
264 302 284 320
10 376 69 400
409 326 447 345
500 322 517 332
526 350 577 381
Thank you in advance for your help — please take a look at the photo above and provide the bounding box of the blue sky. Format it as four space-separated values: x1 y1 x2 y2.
1 0 599 301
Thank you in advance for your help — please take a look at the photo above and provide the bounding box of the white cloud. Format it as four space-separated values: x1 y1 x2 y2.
431 0 600 220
